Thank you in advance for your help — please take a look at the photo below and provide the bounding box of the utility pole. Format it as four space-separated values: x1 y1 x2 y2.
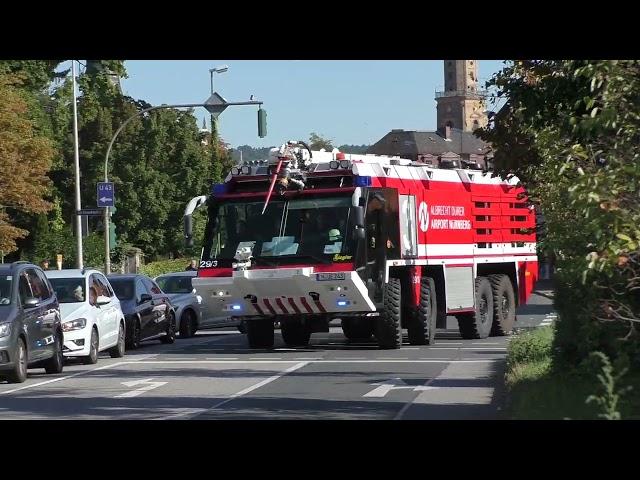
72 60 84 269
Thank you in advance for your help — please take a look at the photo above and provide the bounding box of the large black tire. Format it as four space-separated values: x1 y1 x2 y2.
489 274 516 336
375 277 402 349
238 320 247 334
82 328 99 365
408 277 437 345
161 312 176 344
44 331 64 374
341 317 374 341
109 322 126 358
126 319 141 350
457 276 494 339
281 318 311 347
6 337 28 383
179 310 197 338
246 320 275 349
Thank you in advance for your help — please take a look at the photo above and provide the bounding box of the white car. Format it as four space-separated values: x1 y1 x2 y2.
46 269 126 364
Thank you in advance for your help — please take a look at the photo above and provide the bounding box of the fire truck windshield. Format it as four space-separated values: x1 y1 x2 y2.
202 196 355 266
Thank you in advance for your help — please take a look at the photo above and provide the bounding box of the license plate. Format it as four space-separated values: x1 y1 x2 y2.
316 272 346 281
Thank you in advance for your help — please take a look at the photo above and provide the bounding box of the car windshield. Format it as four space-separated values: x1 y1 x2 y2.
202 196 355 266
108 278 135 300
156 276 193 294
48 277 86 304
0 275 12 305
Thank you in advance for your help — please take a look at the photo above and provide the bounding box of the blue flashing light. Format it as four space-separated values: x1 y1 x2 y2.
354 175 372 187
337 300 348 307
212 183 229 195
232 304 242 311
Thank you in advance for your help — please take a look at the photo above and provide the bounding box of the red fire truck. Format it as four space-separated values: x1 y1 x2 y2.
184 140 538 349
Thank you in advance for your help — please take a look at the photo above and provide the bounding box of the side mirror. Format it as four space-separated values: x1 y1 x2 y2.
139 293 153 304
351 205 364 228
354 227 366 241
184 215 194 247
96 295 111 306
23 297 39 308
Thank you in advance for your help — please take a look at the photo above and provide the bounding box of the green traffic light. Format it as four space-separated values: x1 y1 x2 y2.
258 108 267 138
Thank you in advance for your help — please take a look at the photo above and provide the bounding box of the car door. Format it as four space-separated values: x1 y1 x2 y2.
89 274 111 349
135 278 156 339
33 268 59 355
94 274 118 348
19 270 47 362
142 277 168 336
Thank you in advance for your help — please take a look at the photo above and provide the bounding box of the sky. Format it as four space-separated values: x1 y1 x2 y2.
120 60 506 148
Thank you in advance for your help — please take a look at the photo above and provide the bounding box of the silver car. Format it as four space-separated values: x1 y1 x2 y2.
154 271 238 337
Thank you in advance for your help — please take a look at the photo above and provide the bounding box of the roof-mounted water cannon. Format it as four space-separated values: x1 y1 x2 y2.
261 141 311 214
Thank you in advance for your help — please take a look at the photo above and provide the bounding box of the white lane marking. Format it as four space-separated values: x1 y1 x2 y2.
364 378 439 398
205 357 239 360
381 357 409 360
129 354 159 360
156 408 208 420
394 377 439 419
128 359 499 364
250 357 282 360
0 362 126 395
204 361 309 412
116 378 168 398
335 357 368 360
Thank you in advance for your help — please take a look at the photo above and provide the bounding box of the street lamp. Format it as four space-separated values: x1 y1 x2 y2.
209 65 229 94
71 60 83 269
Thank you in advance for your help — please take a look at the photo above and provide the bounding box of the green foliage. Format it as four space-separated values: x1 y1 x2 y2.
586 351 633 420
309 132 333 150
506 326 554 369
139 258 191 278
477 60 640 366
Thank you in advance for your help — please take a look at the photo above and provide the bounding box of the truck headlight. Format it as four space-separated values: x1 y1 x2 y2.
196 295 203 304
0 323 11 338
62 318 87 332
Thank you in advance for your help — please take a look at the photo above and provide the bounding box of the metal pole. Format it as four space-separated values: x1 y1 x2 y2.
72 61 84 269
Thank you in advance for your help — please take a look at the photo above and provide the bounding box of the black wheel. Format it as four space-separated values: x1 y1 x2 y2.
341 317 374 341
408 276 437 345
489 274 516 336
126 320 141 350
179 310 197 338
375 277 402 349
161 312 176 344
280 318 311 347
237 320 247 334
82 328 99 365
6 337 27 383
246 320 274 349
457 277 494 339
44 331 64 374
109 323 126 358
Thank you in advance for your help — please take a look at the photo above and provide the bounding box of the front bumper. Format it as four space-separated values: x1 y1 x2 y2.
193 267 375 319
62 328 91 357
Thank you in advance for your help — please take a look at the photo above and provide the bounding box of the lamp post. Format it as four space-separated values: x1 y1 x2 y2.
71 60 83 269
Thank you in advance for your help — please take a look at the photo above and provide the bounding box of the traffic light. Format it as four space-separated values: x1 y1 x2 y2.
109 222 117 250
258 108 267 138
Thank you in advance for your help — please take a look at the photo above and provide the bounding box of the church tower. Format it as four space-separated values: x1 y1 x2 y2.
435 60 488 132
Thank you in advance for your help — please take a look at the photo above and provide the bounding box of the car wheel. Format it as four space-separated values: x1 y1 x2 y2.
109 323 126 358
82 328 99 364
161 312 176 344
179 310 196 338
6 337 27 383
44 331 64 374
126 320 141 350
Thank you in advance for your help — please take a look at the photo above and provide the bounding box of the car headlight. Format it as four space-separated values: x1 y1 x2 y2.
0 323 11 338
62 318 87 332
196 295 203 305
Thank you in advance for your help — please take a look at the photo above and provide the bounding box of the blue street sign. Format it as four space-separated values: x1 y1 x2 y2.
97 182 115 207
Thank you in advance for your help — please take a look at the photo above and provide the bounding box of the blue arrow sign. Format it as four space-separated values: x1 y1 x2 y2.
97 182 115 207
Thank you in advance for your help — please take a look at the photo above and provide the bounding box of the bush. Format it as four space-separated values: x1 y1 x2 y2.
507 326 554 369
139 258 192 278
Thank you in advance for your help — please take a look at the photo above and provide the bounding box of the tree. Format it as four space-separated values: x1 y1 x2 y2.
309 132 334 150
476 60 640 362
0 74 54 253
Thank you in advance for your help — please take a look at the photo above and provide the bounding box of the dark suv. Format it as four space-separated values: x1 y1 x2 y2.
0 262 64 383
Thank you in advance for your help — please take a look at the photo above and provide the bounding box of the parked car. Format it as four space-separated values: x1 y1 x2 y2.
107 274 176 349
46 269 126 364
0 262 64 383
154 271 202 338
